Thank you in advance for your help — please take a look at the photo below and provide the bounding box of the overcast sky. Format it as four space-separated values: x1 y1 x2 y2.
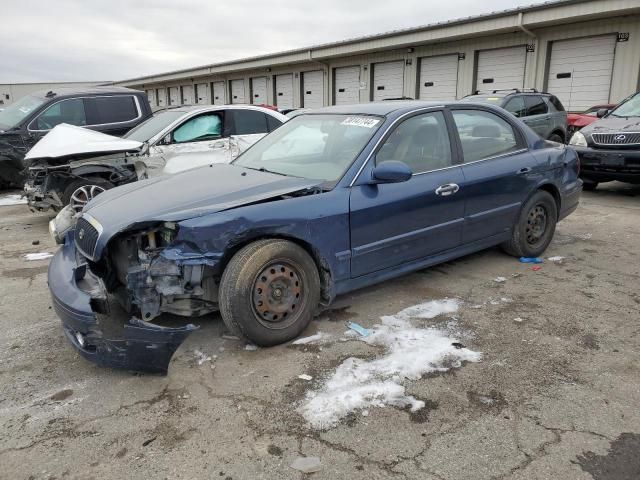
2 0 539 83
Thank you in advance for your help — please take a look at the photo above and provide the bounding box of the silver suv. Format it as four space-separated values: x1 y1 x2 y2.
462 89 568 143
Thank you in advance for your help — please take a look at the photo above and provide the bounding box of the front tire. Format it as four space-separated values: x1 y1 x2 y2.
501 190 558 258
62 178 113 212
582 179 598 191
219 239 321 346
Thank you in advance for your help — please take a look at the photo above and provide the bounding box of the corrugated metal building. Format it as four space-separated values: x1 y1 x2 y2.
0 81 108 107
113 0 640 112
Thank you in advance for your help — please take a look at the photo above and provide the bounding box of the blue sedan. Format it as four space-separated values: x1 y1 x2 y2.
48 101 582 373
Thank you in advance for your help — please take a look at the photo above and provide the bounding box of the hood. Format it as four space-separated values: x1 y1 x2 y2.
84 163 322 240
581 116 640 136
25 123 143 161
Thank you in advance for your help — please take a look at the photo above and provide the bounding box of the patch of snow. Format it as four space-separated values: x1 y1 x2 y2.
500 298 512 303
514 318 524 323
547 256 565 263
292 332 331 345
298 374 313 381
299 299 481 430
194 349 212 365
494 277 507 283
577 233 592 240
290 456 322 473
23 252 53 261
244 344 258 351
0 194 27 206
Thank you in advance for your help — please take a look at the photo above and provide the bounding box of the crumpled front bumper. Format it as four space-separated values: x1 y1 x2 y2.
48 234 198 374
24 180 62 212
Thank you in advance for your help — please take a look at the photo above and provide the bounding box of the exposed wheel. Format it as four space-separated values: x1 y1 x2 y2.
582 179 598 191
501 190 558 258
219 239 321 346
62 178 113 212
548 133 564 143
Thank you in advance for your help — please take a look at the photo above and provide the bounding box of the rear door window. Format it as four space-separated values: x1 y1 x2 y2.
230 110 269 135
452 109 520 163
503 96 527 118
33 98 87 130
266 114 284 132
547 96 565 112
525 96 549 116
85 96 140 124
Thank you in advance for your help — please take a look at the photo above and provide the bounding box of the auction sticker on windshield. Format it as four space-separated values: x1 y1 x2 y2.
341 117 381 128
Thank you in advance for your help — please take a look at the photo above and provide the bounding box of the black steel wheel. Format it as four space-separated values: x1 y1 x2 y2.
501 190 558 258
219 239 321 346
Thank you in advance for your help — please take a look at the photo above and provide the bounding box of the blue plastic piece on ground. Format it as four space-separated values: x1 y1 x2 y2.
519 257 544 264
347 322 372 337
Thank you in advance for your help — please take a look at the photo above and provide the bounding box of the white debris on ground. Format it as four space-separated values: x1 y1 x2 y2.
514 317 524 323
494 277 507 283
194 349 212 365
299 299 482 430
290 456 322 473
0 194 27 206
292 332 331 345
577 233 592 240
298 374 313 381
244 344 258 351
23 252 53 261
548 256 565 263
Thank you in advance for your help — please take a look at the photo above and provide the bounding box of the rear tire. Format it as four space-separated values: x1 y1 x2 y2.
219 239 321 346
582 179 598 191
501 190 558 258
548 133 564 143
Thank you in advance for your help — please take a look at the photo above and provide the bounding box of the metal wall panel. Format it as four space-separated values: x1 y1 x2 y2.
156 88 167 107
145 89 156 106
251 77 268 104
547 35 617 111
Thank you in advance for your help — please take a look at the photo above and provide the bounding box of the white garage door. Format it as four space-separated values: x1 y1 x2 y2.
373 61 405 101
156 88 167 107
181 85 194 105
168 87 180 106
418 55 459 101
275 74 294 109
547 35 616 112
212 81 225 105
302 70 324 108
231 79 246 104
334 66 361 105
195 83 209 104
476 46 527 92
251 77 268 105
145 89 156 107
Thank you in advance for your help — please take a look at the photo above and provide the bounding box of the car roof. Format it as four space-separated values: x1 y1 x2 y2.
304 101 449 116
465 91 551 100
29 85 141 99
154 104 289 119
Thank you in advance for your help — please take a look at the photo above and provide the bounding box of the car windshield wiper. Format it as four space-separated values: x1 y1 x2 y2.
243 166 290 177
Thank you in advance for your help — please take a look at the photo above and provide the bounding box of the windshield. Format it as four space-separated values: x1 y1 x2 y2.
610 94 640 118
233 114 383 182
0 95 46 130
123 110 185 142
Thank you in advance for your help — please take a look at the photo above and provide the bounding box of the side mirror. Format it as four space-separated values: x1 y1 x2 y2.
371 160 413 184
596 108 610 118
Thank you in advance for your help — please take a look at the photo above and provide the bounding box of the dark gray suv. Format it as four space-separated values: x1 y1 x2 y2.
462 89 567 143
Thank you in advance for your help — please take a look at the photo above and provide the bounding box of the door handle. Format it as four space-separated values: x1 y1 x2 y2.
435 183 460 196
517 167 532 175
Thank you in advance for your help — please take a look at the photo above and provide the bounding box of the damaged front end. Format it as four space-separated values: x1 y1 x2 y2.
25 155 137 212
49 229 200 374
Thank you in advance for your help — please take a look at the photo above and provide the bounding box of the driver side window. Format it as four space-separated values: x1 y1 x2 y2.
376 111 452 174
172 113 223 143
34 98 87 130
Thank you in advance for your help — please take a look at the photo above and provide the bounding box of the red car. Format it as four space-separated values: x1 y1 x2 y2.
567 104 616 139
